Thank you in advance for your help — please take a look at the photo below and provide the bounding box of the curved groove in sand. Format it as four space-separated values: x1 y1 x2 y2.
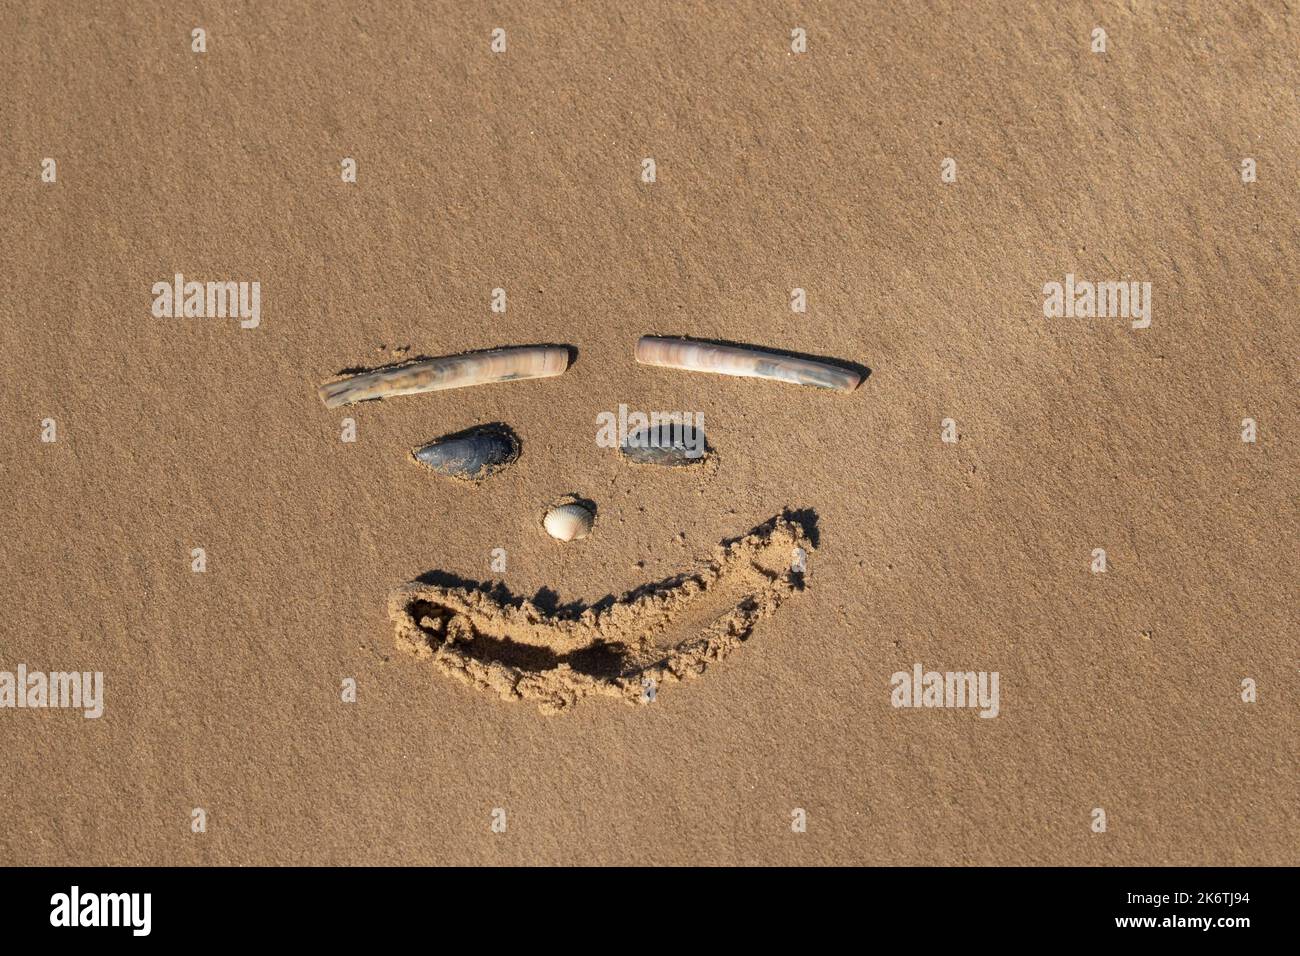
388 513 815 714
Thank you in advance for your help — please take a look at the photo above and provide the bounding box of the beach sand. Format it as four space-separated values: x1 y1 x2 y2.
1 1 1296 865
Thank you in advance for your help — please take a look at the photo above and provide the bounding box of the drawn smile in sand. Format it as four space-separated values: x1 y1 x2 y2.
318 337 866 713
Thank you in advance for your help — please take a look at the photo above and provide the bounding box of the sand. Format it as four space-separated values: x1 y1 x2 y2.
1 1 1296 865
391 512 813 713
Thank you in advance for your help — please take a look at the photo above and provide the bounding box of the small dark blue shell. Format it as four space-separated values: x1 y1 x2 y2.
412 424 520 481
619 426 708 466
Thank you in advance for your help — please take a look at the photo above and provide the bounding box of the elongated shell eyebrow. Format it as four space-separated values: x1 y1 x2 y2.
634 336 860 392
318 345 571 407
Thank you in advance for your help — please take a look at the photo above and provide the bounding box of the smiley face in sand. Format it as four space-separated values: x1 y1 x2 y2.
318 337 863 714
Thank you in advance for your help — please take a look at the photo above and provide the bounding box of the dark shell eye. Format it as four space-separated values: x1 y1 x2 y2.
619 426 709 466
411 424 520 481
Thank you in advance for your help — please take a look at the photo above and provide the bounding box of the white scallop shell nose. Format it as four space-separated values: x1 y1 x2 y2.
543 502 594 541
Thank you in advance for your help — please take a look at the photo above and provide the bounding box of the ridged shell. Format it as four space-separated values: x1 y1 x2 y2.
412 425 519 481
543 502 594 541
